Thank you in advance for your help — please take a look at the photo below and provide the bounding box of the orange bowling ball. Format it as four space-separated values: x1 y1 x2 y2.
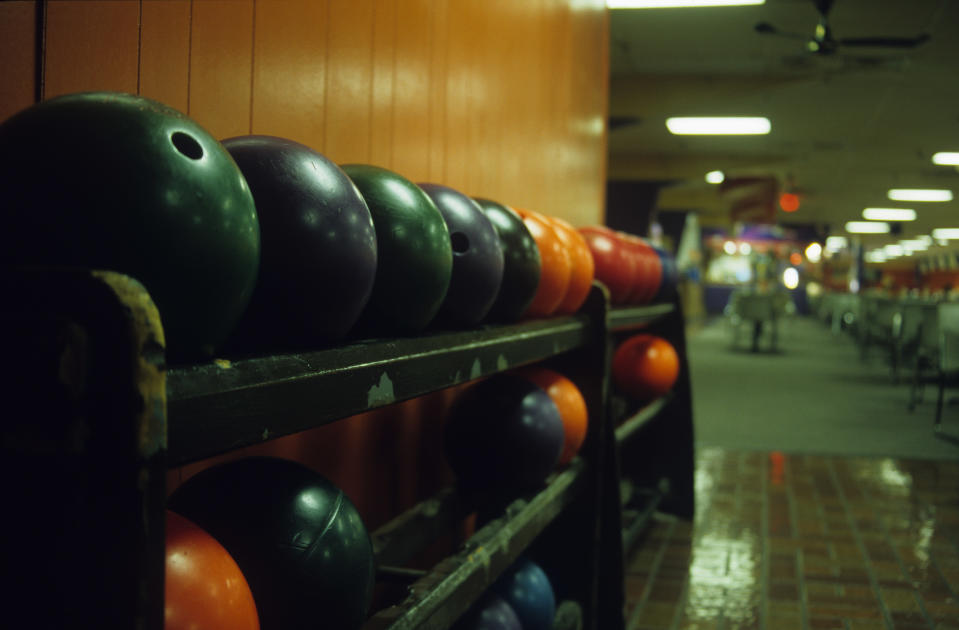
549 216 595 314
514 208 571 318
516 366 588 465
611 334 680 401
165 511 260 630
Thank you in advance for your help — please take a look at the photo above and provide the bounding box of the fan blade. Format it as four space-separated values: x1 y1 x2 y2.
838 34 931 48
754 22 808 40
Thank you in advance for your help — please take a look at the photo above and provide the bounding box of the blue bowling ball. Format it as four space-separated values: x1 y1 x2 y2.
652 245 678 302
492 559 556 630
454 594 522 630
419 183 504 327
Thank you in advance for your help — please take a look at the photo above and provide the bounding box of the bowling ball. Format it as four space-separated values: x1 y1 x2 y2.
549 217 594 314
578 226 635 304
515 366 588 465
168 457 375 630
165 510 260 630
612 334 680 401
492 559 556 630
474 199 541 323
513 208 571 318
222 136 376 350
444 374 563 490
419 183 504 326
454 594 522 630
342 164 452 334
652 245 678 302
0 91 260 360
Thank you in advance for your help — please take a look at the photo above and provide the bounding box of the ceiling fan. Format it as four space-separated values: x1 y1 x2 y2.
754 0 931 56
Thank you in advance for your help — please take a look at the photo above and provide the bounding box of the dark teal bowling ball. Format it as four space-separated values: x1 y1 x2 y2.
342 164 452 334
473 199 541 323
0 91 260 360
168 457 375 630
493 559 556 630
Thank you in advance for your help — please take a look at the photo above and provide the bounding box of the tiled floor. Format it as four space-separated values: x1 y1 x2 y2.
624 448 959 630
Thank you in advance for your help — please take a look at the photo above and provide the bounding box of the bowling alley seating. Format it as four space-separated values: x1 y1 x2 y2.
725 287 786 352
932 302 959 443
856 294 903 375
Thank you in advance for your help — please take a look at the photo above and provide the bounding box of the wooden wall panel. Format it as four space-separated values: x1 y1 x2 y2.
324 0 374 165
392 0 432 184
370 0 396 169
139 0 191 113
427 1 448 183
44 0 139 99
0 1 36 121
251 0 328 148
188 0 254 140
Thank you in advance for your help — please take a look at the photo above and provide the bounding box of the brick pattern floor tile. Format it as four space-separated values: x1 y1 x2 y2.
623 449 959 630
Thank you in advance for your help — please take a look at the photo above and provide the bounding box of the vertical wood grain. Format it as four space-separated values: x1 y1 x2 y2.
251 0 328 149
391 0 431 183
189 0 254 140
324 0 374 165
370 0 396 169
427 1 448 184
140 0 191 113
44 0 140 99
0 1 36 121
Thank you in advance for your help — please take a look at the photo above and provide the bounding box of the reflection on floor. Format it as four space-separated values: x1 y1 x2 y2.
624 448 959 630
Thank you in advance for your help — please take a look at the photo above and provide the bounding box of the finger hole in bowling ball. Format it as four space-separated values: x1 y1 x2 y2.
451 231 470 253
171 131 203 160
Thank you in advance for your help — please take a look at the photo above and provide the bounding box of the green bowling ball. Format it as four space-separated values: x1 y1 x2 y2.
0 92 260 360
342 164 452 334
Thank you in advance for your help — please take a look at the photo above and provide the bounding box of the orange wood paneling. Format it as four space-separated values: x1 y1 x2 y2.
391 0 431 183
44 0 139 99
370 0 396 170
324 0 374 165
427 1 448 183
139 0 191 114
189 0 254 140
251 0 328 149
0 1 36 121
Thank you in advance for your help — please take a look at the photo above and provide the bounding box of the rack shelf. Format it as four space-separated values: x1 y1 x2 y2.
167 313 593 466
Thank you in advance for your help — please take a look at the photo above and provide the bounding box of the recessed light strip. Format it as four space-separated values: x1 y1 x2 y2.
932 152 959 166
862 208 916 221
887 189 953 202
845 221 890 234
666 117 771 135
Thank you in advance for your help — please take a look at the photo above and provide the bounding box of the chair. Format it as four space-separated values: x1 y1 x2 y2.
727 290 778 352
907 301 940 411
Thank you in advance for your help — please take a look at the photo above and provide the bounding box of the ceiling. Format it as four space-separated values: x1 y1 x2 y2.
607 0 959 247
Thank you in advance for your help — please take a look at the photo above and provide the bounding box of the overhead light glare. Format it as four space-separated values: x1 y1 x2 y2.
783 267 799 290
883 244 905 257
862 208 916 221
665 117 771 135
887 189 953 202
900 240 929 252
845 221 890 234
705 170 725 184
864 251 888 263
932 228 959 240
932 152 959 166
607 0 765 8
805 242 822 263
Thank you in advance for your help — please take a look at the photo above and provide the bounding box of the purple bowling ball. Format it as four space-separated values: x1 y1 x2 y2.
454 594 522 630
444 374 564 491
419 183 505 327
222 135 377 351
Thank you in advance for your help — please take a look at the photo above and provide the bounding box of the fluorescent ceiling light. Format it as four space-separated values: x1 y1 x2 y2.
608 0 765 7
887 189 953 202
705 170 725 184
883 244 905 257
825 236 848 250
665 117 771 135
900 239 929 252
845 221 890 234
862 208 916 221
864 251 888 263
932 152 959 166
932 228 959 240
